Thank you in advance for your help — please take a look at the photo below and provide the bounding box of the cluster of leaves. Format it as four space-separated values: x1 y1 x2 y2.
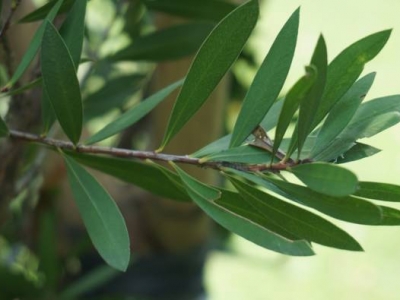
1 0 400 283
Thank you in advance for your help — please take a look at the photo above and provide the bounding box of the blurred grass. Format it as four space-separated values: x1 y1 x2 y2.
206 1 400 299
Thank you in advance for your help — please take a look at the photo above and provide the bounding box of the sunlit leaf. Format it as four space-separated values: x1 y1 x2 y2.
200 145 273 164
159 0 259 150
84 74 146 121
311 72 376 157
143 0 237 22
354 182 400 202
66 152 190 202
335 143 380 164
86 79 184 145
63 155 130 271
313 30 391 127
230 8 299 148
6 0 63 89
0 116 9 137
109 22 215 62
297 35 327 155
273 65 316 158
41 21 83 144
228 176 362 251
59 0 87 68
289 162 358 197
173 164 314 256
18 0 75 23
265 177 382 225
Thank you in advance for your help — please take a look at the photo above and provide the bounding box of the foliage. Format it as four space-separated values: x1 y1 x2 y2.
1 0 400 297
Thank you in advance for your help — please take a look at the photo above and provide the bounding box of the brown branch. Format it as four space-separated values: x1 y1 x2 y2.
8 129 297 173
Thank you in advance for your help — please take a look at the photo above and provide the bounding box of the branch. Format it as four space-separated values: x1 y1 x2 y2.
9 129 297 173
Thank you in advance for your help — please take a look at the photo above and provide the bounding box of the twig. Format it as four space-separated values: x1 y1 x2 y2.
9 129 298 173
0 0 22 39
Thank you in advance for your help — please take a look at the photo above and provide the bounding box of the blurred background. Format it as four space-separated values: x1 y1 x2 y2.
206 1 400 299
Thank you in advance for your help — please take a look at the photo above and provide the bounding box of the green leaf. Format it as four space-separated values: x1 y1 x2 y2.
273 66 317 158
5 0 63 89
109 22 215 62
41 88 56 135
18 0 75 23
313 30 392 127
66 152 190 202
143 0 237 22
63 155 130 271
378 206 400 225
59 0 87 68
354 182 400 202
229 8 299 148
289 162 358 197
260 98 284 131
228 176 362 251
0 116 9 137
191 134 232 158
311 72 376 157
192 100 284 158
335 143 380 164
173 164 314 256
313 95 400 161
265 178 382 225
41 21 83 144
86 79 184 145
159 0 259 150
200 145 273 164
297 35 327 155
84 74 146 121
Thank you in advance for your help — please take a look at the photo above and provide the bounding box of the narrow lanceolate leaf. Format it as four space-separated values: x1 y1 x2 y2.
143 0 237 22
200 145 273 164
228 176 362 251
297 35 327 155
159 0 259 150
215 190 314 256
18 0 75 23
109 23 215 62
265 178 382 225
5 0 63 89
289 162 358 197
173 164 313 256
311 72 376 157
86 79 184 145
272 66 317 158
0 116 9 137
313 95 400 161
66 152 190 202
230 8 299 148
59 0 87 68
63 155 130 272
41 0 86 135
41 21 83 144
354 182 400 202
313 30 392 128
335 143 381 164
